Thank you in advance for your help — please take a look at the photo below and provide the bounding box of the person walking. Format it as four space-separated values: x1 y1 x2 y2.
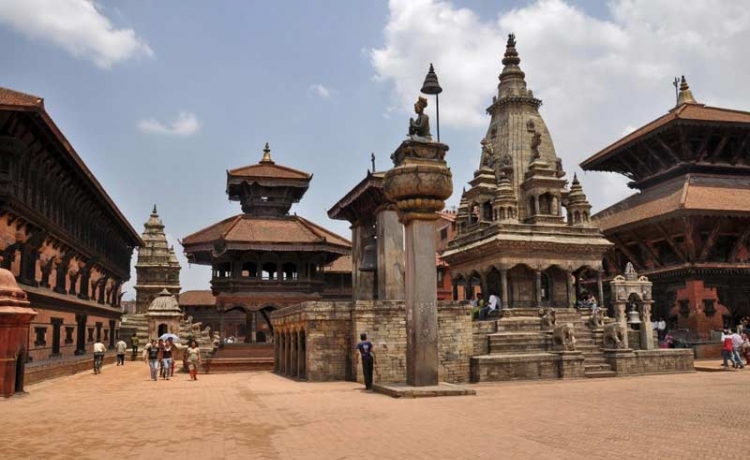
721 329 737 370
355 333 375 390
162 338 174 380
145 339 159 381
730 330 745 369
657 318 667 342
130 334 139 361
186 340 201 381
93 339 106 374
115 337 127 366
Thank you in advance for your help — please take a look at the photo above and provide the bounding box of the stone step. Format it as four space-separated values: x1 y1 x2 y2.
584 363 612 372
585 370 617 378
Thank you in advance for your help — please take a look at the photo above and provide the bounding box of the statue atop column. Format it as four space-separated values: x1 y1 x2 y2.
408 96 432 141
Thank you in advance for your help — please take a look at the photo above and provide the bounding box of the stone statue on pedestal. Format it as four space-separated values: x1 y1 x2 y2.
408 96 432 141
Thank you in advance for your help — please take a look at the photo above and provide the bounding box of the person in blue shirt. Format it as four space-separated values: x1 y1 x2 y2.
355 333 376 390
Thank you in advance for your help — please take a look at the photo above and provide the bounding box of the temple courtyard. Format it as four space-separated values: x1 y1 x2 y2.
0 365 747 459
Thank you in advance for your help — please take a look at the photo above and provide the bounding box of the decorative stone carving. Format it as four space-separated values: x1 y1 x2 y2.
602 322 626 349
538 307 556 330
552 323 576 351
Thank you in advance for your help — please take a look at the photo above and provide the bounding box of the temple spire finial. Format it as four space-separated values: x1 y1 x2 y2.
676 75 697 106
502 33 520 66
152 204 158 215
261 142 273 163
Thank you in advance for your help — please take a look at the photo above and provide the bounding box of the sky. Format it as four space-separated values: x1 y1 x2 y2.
1 0 750 297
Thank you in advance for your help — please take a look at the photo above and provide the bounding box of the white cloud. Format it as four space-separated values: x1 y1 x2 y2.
307 84 336 99
138 112 201 136
371 0 750 212
0 0 153 69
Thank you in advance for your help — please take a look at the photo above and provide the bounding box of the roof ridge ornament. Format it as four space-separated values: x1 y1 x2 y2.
261 142 274 163
675 75 697 107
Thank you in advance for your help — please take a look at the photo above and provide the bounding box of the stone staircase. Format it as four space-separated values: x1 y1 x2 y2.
205 343 274 373
471 308 616 382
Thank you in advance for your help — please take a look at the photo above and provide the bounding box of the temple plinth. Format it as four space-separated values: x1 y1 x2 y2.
383 139 452 386
0 268 37 397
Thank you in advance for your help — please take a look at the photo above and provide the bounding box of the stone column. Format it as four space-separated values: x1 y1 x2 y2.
535 269 542 307
352 223 376 300
533 196 540 215
0 268 37 398
384 139 452 387
500 268 509 309
615 302 629 349
245 311 256 343
640 301 655 350
597 271 604 306
376 207 405 300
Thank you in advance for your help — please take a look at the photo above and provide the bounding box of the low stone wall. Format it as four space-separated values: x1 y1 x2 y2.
470 352 585 382
271 300 473 384
26 353 118 386
603 349 694 376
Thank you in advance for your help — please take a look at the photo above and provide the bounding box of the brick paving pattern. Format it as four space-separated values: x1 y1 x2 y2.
1 362 749 459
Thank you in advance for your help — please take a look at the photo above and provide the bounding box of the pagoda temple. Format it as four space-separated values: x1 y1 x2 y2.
581 77 750 337
133 205 181 313
181 143 351 342
442 34 612 307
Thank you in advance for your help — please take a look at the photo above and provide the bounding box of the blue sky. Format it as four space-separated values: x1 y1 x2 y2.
1 0 749 296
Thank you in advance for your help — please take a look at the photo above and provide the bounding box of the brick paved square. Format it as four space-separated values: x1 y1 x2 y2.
1 364 749 459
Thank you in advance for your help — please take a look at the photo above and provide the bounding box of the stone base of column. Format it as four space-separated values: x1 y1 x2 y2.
372 381 476 398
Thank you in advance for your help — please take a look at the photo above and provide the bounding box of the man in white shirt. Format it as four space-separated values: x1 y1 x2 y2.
93 340 106 374
480 294 501 320
657 318 667 341
115 338 127 366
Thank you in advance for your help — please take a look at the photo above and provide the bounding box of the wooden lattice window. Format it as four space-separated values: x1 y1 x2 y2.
678 300 690 318
703 299 716 317
34 327 47 347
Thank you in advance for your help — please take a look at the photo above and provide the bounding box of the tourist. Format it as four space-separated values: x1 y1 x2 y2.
131 334 139 361
480 294 501 320
355 333 375 390
721 329 737 370
93 339 106 374
742 332 750 367
730 330 745 369
115 337 127 366
162 338 174 380
157 338 166 378
470 293 480 320
145 339 159 381
657 318 667 341
590 296 599 316
186 340 201 381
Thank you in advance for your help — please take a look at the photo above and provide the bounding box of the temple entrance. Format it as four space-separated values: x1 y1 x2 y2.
157 323 168 336
14 348 25 393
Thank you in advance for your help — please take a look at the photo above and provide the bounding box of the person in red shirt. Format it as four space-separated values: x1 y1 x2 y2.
721 329 737 370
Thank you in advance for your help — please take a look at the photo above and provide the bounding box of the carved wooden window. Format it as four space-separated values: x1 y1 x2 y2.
703 299 716 317
678 299 690 318
87 327 94 343
34 326 47 347
437 267 444 287
65 326 75 344
440 228 448 240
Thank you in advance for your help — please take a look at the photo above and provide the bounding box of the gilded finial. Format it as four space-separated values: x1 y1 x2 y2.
152 204 157 215
676 75 697 106
572 173 579 185
261 142 273 163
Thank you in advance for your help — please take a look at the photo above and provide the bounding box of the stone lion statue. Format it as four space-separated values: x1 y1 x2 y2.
588 309 604 328
602 322 626 349
552 323 576 351
539 307 556 330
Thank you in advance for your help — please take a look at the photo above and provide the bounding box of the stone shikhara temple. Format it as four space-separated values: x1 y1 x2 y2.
442 34 612 309
582 77 750 339
133 206 181 314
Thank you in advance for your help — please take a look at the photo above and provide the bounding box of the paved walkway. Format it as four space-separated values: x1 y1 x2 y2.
1 362 749 459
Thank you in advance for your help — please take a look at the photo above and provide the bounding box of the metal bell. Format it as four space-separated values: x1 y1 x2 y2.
421 63 442 95
359 240 377 272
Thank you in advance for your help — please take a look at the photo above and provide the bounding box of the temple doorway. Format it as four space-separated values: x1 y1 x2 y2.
158 323 168 336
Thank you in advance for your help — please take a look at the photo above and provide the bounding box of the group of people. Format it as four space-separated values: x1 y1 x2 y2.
143 338 202 381
91 334 202 381
721 327 750 370
652 318 668 341
471 293 503 321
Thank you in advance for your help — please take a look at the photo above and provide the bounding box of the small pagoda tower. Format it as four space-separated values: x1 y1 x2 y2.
182 143 350 342
443 34 612 308
146 288 183 339
134 206 181 314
